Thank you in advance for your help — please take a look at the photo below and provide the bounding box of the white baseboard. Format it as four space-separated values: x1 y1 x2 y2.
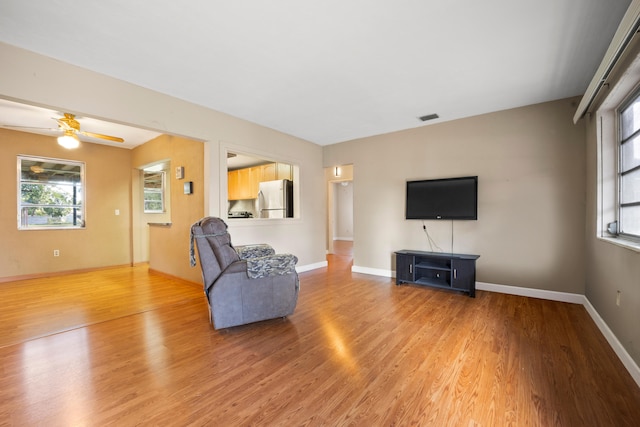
351 265 393 277
475 281 586 304
474 282 640 388
582 297 640 387
478 282 640 387
354 267 640 388
296 261 328 273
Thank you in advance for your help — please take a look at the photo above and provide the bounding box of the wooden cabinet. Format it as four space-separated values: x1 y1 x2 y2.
237 168 251 199
396 253 414 283
261 163 276 181
259 163 291 181
395 250 479 297
228 169 240 200
228 162 293 200
276 163 292 180
228 168 259 200
249 166 261 197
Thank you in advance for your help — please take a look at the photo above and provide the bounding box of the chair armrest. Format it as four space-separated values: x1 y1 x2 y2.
235 244 276 260
246 254 298 279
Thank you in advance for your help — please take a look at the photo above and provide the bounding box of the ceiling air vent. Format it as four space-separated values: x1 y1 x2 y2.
419 113 439 122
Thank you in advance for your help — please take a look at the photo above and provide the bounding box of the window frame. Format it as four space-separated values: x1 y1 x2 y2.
617 91 640 240
142 170 166 214
17 155 86 230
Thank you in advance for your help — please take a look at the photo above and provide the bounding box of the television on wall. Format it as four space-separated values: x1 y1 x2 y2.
405 176 478 220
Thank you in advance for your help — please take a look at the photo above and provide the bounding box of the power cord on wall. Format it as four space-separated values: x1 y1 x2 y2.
422 221 443 252
451 219 454 253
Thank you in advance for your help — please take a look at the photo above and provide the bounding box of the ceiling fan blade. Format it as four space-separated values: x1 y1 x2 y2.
1 124 59 131
78 131 124 143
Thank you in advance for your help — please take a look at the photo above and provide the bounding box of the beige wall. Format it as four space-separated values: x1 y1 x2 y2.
324 98 587 293
585 114 640 365
334 181 353 240
0 128 132 278
0 42 327 280
582 43 640 366
131 144 171 265
132 135 204 283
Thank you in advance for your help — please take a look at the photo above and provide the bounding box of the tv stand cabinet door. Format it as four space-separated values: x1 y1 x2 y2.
396 253 414 284
451 259 476 296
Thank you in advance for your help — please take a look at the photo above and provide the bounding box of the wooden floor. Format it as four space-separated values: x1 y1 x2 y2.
1 244 639 426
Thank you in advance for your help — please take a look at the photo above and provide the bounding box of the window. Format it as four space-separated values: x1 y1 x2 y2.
618 94 640 238
18 156 85 229
593 33 640 249
143 170 166 213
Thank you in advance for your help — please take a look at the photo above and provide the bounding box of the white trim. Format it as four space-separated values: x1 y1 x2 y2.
333 237 354 241
475 281 585 304
370 268 640 388
574 0 640 123
474 282 640 388
598 236 640 253
296 261 328 273
582 297 640 387
351 265 394 277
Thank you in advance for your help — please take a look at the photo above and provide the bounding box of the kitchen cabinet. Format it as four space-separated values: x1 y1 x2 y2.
228 162 293 200
261 163 276 181
228 170 240 200
260 163 291 181
249 166 261 197
236 168 252 199
276 163 292 181
228 168 256 200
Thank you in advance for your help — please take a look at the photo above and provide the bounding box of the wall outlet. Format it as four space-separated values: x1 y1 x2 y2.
616 290 621 306
53 249 60 257
115 209 120 216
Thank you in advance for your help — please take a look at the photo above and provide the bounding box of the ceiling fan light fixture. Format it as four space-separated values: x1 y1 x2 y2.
58 130 80 149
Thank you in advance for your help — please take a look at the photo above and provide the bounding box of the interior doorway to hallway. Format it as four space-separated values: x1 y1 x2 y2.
326 164 353 260
327 239 353 271
332 180 353 243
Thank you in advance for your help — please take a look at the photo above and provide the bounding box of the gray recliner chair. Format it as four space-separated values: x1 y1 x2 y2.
190 217 299 329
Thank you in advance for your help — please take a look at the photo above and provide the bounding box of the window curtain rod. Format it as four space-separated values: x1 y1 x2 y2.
574 0 640 124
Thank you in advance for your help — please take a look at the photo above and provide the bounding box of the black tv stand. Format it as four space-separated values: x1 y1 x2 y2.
395 250 479 297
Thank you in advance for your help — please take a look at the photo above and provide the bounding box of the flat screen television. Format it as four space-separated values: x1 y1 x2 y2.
405 176 478 220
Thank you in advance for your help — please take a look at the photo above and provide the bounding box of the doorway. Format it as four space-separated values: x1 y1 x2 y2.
332 180 353 244
326 164 353 259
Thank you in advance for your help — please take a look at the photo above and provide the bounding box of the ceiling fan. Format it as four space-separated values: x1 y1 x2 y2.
3 112 124 149
58 113 124 142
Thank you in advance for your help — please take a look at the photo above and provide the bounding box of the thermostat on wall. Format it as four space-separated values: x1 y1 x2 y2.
184 181 193 195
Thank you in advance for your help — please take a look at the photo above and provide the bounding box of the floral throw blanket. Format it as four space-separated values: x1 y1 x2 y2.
235 244 298 279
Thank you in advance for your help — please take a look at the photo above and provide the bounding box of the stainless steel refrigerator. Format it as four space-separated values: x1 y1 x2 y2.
258 179 293 218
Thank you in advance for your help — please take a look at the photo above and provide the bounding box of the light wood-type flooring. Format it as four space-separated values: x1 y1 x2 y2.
1 241 639 426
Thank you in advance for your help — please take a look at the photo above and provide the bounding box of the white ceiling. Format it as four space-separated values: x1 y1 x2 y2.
0 0 632 146
0 99 161 148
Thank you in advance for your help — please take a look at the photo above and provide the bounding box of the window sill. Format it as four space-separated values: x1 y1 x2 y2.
19 227 85 231
226 217 301 226
598 236 640 253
